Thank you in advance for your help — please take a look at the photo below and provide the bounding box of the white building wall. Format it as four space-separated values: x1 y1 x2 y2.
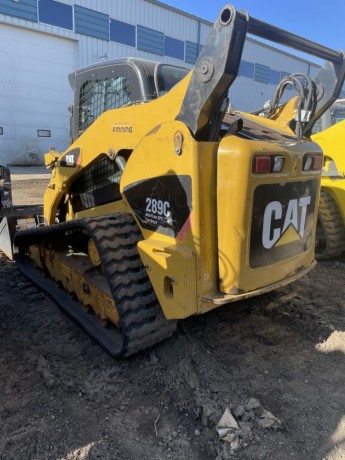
0 20 77 164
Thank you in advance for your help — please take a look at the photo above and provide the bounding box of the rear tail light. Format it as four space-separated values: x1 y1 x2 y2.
253 155 284 174
253 156 271 173
303 154 323 171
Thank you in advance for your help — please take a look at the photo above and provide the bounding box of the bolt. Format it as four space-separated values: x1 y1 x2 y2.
82 283 90 294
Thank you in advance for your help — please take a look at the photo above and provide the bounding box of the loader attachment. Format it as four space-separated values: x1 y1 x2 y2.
0 206 44 260
0 165 12 208
0 166 43 259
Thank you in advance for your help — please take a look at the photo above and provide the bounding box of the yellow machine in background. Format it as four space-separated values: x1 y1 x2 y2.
311 100 345 258
2 5 345 357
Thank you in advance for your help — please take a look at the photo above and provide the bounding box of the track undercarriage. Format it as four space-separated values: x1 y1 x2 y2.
14 213 177 357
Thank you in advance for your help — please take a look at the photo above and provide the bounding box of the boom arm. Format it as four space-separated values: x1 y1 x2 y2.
175 6 248 141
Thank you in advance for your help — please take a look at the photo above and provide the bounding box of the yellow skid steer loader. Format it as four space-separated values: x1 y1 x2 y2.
1 5 345 357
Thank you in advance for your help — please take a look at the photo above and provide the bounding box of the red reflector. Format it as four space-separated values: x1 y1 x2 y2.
303 154 323 171
253 156 271 173
313 155 323 170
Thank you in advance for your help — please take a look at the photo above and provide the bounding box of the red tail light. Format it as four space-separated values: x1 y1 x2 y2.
303 154 323 171
252 156 284 174
253 156 271 173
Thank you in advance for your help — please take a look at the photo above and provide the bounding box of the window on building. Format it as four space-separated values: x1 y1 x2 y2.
269 69 281 85
137 25 164 55
164 36 184 60
74 5 109 41
37 129 51 137
38 0 73 30
254 63 270 84
0 0 37 21
185 41 199 64
239 60 254 79
110 19 135 47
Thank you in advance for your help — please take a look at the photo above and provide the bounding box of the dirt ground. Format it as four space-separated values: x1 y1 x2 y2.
1 175 345 460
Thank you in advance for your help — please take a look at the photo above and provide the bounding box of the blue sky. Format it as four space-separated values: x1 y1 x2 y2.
161 1 345 53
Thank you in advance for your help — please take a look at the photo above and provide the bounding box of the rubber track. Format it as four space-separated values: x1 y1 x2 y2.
14 213 177 357
316 191 345 259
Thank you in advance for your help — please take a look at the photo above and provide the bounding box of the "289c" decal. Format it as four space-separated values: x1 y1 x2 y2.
145 198 171 217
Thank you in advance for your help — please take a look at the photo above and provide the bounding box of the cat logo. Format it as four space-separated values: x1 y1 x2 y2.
262 196 311 249
60 148 81 169
65 154 75 166
250 180 317 268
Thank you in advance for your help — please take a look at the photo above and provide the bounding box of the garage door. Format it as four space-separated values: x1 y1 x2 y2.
0 25 77 165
